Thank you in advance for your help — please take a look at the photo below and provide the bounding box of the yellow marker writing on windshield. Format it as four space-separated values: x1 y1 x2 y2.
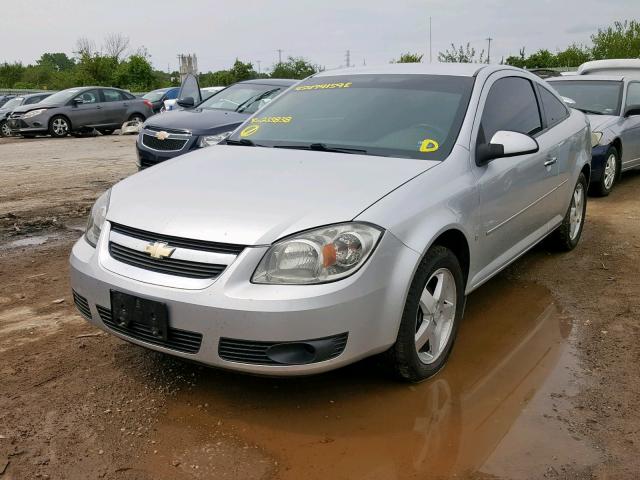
240 125 260 137
419 139 439 153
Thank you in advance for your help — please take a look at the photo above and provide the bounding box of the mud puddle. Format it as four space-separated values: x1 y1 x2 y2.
131 279 599 479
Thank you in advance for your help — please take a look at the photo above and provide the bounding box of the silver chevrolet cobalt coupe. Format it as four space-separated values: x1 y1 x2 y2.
71 64 591 381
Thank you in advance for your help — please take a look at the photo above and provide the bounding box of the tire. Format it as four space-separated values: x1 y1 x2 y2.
549 172 587 251
386 246 465 382
98 129 114 135
0 120 10 137
128 113 145 124
49 115 70 138
589 146 619 197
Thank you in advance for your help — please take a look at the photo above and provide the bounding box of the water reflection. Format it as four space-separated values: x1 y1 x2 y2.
154 279 577 478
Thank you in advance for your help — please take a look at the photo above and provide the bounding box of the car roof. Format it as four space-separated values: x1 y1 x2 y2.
313 63 509 78
22 92 53 98
237 79 298 86
578 59 640 75
548 75 625 82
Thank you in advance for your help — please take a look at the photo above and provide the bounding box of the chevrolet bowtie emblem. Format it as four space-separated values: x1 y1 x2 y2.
155 131 170 140
145 241 175 259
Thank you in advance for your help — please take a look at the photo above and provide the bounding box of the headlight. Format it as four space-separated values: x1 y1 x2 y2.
252 223 383 285
85 190 111 247
23 109 47 119
591 131 603 147
198 131 232 148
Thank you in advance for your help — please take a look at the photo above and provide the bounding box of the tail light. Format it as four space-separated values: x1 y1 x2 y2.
143 99 153 109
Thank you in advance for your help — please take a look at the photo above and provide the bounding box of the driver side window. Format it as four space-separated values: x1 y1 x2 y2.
74 90 99 104
478 77 542 145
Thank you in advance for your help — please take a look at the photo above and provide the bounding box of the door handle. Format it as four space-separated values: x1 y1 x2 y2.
96 105 102 109
544 157 557 167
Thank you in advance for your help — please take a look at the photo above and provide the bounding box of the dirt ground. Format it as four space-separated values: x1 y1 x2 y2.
0 135 639 479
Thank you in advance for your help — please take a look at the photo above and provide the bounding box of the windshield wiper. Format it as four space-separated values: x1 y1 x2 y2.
225 138 259 146
235 89 279 113
574 107 604 115
274 143 368 155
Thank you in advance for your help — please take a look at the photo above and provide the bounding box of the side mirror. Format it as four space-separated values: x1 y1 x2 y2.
476 130 539 166
72 98 83 106
624 104 640 117
176 97 195 108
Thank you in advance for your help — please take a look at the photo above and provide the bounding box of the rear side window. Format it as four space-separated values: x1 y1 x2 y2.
103 89 125 102
539 86 569 127
626 83 640 106
24 96 42 105
478 76 542 144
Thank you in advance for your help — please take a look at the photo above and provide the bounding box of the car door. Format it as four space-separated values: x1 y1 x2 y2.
101 89 128 126
620 81 640 168
69 89 102 127
472 74 559 281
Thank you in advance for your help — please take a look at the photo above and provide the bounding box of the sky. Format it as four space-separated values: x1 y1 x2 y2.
1 0 639 73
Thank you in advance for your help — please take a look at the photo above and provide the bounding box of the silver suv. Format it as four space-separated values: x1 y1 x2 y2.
8 86 152 137
70 64 591 382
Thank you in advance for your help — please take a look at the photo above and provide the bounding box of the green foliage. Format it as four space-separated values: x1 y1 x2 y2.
438 43 485 63
37 53 75 72
114 55 155 91
591 20 640 59
0 62 26 88
271 56 317 79
505 44 591 68
391 53 424 63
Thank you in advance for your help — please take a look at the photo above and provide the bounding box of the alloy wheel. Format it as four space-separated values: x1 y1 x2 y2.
415 268 457 364
569 182 585 240
1 122 10 137
53 118 68 136
603 153 616 190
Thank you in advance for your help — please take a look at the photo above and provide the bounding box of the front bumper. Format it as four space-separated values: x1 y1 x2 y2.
589 145 609 183
69 223 419 375
7 115 49 134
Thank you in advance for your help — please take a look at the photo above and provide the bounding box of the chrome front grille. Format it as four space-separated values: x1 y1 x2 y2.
106 223 244 282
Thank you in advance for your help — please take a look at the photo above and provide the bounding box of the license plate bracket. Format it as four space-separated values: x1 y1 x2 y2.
110 290 168 341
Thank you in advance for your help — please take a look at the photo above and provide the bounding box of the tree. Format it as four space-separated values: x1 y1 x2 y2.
103 33 130 61
391 53 423 63
591 20 640 59
37 53 75 72
438 43 485 63
228 59 258 82
555 44 591 68
505 47 527 68
525 49 556 68
0 62 26 88
74 36 96 57
114 55 155 91
270 56 317 79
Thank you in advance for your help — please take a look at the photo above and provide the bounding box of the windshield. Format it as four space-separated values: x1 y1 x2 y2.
200 83 285 113
143 90 166 102
41 88 84 105
2 97 24 110
549 80 622 115
227 74 474 160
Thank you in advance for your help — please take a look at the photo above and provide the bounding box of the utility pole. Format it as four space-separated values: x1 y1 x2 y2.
276 49 283 64
345 50 351 68
486 37 493 64
429 16 432 63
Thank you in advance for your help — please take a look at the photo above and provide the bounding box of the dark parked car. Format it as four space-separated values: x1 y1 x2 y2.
0 92 52 137
8 86 153 138
136 79 296 169
142 87 180 114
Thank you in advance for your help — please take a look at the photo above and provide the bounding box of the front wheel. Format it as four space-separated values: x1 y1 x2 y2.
0 120 10 137
590 146 619 197
128 113 145 124
387 246 465 382
49 116 70 138
549 173 587 251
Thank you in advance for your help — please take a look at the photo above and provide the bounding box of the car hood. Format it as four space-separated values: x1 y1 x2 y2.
145 108 248 135
587 114 619 131
108 146 437 246
11 101 60 114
